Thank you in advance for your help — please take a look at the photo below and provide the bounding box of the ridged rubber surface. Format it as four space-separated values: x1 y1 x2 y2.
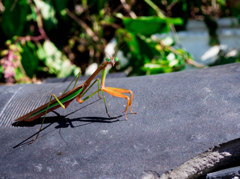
0 83 74 127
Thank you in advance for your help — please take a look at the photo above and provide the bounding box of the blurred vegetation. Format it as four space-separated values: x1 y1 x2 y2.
0 0 239 83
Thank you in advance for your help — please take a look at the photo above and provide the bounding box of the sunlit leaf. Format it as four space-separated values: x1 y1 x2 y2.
33 0 58 30
15 67 26 82
161 36 174 46
122 16 183 36
37 40 80 77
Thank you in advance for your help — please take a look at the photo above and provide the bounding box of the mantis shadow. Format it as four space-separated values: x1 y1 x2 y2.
12 115 121 149
12 99 123 148
12 114 121 127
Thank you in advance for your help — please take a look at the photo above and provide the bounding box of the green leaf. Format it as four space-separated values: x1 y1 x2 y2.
14 67 25 82
51 0 69 13
0 65 3 79
136 35 159 60
1 0 29 37
21 42 39 78
27 5 37 21
122 16 183 36
217 0 226 5
87 0 108 12
117 28 164 75
97 0 108 10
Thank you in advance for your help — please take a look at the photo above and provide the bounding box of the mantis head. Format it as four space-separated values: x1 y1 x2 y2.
106 57 118 66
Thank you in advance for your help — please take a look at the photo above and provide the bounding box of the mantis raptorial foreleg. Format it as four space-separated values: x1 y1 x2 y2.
76 78 113 118
101 90 111 118
102 87 137 120
106 87 134 112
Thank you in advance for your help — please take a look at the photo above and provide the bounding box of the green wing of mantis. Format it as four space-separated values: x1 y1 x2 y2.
15 85 84 122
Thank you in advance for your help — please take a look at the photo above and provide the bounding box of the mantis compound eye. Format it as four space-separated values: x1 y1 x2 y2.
114 57 118 62
106 58 110 62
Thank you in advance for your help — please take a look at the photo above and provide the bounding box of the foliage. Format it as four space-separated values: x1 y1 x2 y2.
116 16 190 75
0 0 80 83
0 0 238 83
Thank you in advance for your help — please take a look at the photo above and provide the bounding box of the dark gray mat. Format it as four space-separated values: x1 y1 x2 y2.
0 63 240 178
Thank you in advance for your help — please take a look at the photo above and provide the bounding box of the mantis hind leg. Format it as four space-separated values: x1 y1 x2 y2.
29 93 67 144
75 78 118 119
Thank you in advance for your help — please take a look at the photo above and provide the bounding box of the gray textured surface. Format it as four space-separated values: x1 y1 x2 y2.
0 63 240 178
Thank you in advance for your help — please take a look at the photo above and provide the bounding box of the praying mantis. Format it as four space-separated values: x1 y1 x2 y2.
14 57 137 142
